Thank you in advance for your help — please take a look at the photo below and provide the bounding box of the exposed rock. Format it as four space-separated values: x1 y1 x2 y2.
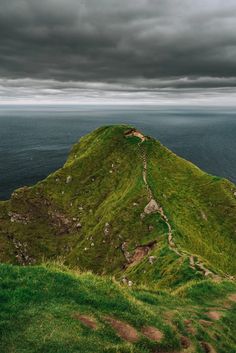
149 256 156 264
121 242 132 263
121 277 128 285
8 211 30 225
125 241 157 267
124 128 146 143
48 210 73 234
8 235 35 266
144 199 159 214
140 213 145 220
128 280 133 287
104 223 111 236
200 210 208 221
189 255 195 268
66 175 72 184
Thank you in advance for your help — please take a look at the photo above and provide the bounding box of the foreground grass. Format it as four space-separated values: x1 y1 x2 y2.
0 263 236 353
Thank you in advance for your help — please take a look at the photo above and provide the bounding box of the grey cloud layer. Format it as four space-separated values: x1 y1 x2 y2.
0 0 236 102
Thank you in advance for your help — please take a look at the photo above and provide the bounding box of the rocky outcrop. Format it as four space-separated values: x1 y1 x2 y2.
8 211 30 224
124 128 146 142
8 235 35 265
144 199 159 214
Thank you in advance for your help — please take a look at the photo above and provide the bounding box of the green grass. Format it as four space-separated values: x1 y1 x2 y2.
0 124 235 285
145 138 236 275
0 263 235 353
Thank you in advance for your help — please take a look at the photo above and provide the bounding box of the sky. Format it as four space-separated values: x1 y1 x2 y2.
0 0 236 105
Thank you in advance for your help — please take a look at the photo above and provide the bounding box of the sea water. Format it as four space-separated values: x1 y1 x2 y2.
0 105 235 200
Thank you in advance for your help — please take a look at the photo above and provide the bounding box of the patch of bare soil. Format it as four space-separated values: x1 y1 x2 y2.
180 336 191 349
73 313 97 329
199 319 213 327
104 316 139 342
183 319 196 335
200 341 216 353
129 241 157 267
131 247 149 265
206 311 223 321
141 326 164 342
228 293 236 303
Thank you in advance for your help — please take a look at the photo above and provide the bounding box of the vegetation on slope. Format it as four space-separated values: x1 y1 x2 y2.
0 263 236 353
0 125 235 288
0 125 236 353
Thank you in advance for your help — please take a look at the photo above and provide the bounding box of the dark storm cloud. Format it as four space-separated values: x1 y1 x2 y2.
0 0 236 103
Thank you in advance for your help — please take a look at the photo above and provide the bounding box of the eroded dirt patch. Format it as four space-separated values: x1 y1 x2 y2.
129 241 157 267
183 319 196 335
201 341 216 353
141 326 164 342
104 316 139 342
206 311 223 321
73 313 97 329
228 293 236 303
180 336 191 349
199 319 213 327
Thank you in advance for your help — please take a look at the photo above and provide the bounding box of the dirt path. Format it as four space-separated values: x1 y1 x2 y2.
138 141 225 280
124 130 232 280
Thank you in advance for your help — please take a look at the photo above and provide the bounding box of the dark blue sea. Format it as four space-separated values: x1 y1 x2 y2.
0 105 235 200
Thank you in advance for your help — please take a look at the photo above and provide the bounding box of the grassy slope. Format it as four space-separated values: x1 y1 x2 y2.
0 125 235 287
0 263 236 353
146 138 236 275
0 125 236 352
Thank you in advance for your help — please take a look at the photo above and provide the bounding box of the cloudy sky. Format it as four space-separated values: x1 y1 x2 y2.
0 0 236 105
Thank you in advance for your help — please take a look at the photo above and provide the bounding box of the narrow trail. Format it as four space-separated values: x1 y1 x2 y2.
138 140 225 281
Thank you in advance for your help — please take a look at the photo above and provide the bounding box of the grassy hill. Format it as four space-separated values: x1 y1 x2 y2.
0 125 235 289
0 125 236 352
0 262 236 353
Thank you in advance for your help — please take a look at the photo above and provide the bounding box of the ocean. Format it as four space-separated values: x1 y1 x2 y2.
0 105 235 200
